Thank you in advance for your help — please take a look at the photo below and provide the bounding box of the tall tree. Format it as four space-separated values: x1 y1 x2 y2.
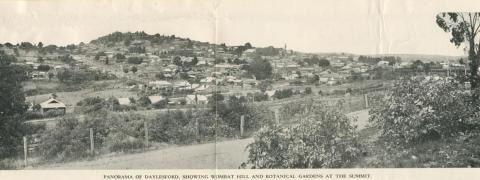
436 12 480 90
247 56 273 80
0 55 28 159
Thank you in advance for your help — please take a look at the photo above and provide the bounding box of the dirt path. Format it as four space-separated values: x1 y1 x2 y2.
34 138 253 169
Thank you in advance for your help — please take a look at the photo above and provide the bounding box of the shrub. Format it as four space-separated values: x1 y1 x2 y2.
39 117 91 161
369 77 478 149
273 89 293 99
105 132 145 153
253 92 268 102
127 57 143 64
25 111 44 119
43 109 65 118
245 103 362 168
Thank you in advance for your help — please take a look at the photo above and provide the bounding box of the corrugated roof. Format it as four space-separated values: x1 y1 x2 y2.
39 98 66 108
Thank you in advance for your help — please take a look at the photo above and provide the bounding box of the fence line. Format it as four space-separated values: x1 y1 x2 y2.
21 89 389 168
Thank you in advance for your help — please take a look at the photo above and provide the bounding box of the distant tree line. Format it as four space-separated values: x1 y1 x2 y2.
358 55 401 65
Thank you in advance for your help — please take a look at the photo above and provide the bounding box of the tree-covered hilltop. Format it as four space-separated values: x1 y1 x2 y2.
89 31 199 47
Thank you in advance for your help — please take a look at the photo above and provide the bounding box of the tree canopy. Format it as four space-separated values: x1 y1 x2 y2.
0 57 28 158
247 56 273 80
437 12 480 89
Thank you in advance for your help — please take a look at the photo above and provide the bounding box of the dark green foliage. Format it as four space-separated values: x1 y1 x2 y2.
305 87 312 94
37 64 51 72
191 56 198 65
57 69 115 84
246 103 362 168
436 12 480 89
214 58 225 64
246 57 273 80
59 54 75 64
252 92 268 102
370 77 478 148
368 77 480 167
208 95 274 136
114 53 126 62
0 60 28 159
39 117 90 160
130 66 138 73
255 46 280 56
358 55 400 65
273 89 293 99
76 96 129 113
0 50 17 65
128 46 146 53
127 57 143 64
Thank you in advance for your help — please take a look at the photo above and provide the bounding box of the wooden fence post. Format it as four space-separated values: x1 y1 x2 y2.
89 128 94 153
274 109 280 124
364 94 369 108
195 118 200 142
23 136 27 167
240 115 245 137
144 121 149 148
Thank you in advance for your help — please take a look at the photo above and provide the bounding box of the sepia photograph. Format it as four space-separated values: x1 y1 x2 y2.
1 0 480 179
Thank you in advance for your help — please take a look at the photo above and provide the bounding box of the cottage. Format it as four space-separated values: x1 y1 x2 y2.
39 98 66 115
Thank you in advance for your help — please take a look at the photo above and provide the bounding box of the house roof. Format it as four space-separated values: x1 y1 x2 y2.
40 98 66 109
148 81 172 86
117 98 131 105
174 81 190 87
148 96 165 104
265 90 276 97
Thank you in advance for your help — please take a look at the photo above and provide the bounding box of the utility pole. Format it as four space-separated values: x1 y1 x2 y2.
144 121 149 148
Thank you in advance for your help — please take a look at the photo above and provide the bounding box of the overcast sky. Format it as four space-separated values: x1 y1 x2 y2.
0 0 478 56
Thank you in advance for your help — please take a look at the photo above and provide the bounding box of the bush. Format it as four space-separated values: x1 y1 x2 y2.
149 110 194 144
38 112 112 161
39 117 91 161
273 89 293 99
127 57 143 64
105 132 145 153
245 103 362 168
25 111 45 119
44 109 65 118
370 77 478 148
253 92 268 102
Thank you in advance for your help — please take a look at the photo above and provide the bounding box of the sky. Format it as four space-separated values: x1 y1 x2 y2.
0 0 478 56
